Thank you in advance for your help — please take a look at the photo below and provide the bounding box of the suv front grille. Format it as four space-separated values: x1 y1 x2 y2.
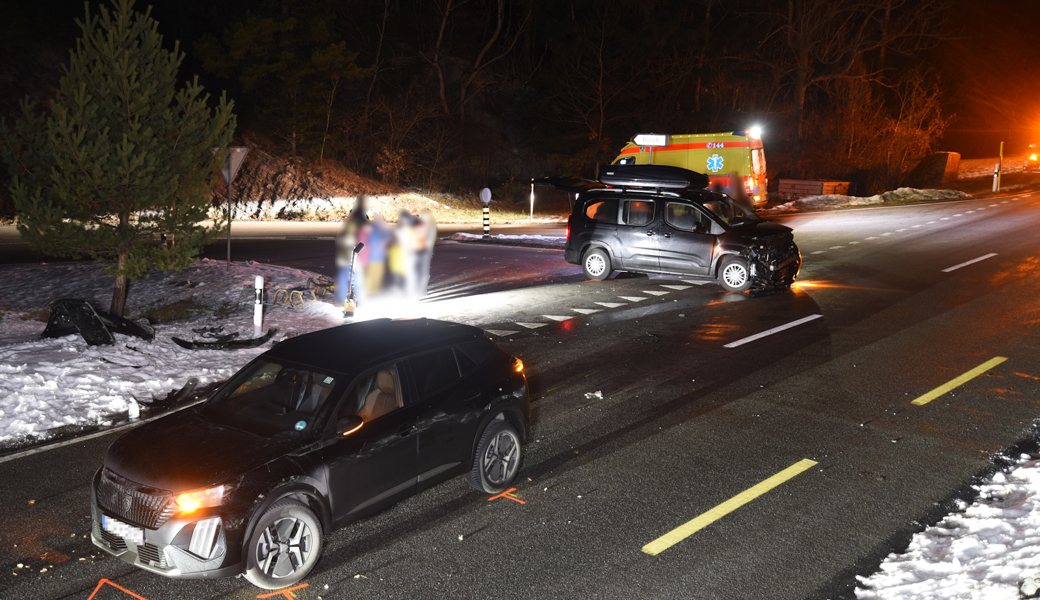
96 469 175 529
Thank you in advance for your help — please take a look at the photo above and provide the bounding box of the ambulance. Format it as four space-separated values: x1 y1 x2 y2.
612 128 768 206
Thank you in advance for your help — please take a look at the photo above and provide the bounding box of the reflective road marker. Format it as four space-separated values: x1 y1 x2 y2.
942 253 997 272
910 357 1008 406
724 314 823 348
642 459 817 556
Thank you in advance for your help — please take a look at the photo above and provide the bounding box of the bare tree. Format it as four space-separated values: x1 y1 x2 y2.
750 0 948 147
456 0 531 122
552 5 638 147
421 0 530 122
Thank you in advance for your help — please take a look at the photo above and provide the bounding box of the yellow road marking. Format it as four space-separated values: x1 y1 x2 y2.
642 459 817 556
910 357 1008 406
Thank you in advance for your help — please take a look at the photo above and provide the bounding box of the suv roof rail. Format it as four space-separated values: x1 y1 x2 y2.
598 164 710 190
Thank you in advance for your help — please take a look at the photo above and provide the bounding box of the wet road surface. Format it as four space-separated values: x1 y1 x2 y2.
1 192 1040 599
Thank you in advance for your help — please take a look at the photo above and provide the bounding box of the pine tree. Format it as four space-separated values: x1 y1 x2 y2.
0 0 236 317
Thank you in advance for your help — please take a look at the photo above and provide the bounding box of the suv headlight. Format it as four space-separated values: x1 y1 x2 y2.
175 485 229 513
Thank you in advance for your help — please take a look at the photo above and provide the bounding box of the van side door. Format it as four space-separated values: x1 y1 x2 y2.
657 202 715 275
615 197 660 271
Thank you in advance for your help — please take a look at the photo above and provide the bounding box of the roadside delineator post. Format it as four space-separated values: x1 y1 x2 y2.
253 275 264 338
480 187 492 237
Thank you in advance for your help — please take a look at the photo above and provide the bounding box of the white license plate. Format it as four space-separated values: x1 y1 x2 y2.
101 515 145 545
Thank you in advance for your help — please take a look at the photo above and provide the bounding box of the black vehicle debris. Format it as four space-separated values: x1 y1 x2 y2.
40 299 155 346
171 326 277 350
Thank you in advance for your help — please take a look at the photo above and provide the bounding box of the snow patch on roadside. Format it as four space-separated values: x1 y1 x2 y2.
765 188 971 212
0 260 344 444
857 453 1040 599
449 232 566 248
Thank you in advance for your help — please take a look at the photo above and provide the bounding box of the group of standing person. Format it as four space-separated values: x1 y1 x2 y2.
335 196 437 311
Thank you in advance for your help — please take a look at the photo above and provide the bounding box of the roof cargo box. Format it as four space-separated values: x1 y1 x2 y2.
598 164 709 190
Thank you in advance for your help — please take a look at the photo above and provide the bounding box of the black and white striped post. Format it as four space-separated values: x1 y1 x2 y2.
480 187 492 237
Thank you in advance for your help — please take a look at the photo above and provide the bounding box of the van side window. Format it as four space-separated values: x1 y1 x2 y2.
622 200 654 226
584 199 618 223
665 203 711 233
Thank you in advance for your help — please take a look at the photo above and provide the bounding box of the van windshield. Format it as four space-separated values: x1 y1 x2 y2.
697 194 764 227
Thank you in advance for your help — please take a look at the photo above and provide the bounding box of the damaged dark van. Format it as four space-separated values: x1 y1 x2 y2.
553 164 800 292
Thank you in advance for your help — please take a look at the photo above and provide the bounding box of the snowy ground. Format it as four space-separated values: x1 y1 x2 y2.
856 450 1040 600
0 259 348 446
763 187 972 213
448 232 566 248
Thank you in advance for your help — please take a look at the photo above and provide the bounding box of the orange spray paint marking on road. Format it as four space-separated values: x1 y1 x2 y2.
256 583 309 599
488 488 525 504
86 579 151 600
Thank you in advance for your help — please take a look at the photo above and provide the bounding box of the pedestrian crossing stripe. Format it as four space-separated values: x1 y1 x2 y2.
485 330 518 337
543 315 574 322
618 296 647 302
594 302 626 308
571 308 601 315
642 290 669 296
516 322 547 329
659 285 692 290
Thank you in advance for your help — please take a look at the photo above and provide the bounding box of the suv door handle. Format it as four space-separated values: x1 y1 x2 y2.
398 424 417 437
662 232 672 238
645 231 655 236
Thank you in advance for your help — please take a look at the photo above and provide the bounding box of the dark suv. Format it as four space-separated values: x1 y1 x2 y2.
90 318 529 589
562 165 800 292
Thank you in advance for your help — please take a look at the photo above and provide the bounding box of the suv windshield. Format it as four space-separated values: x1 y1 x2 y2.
201 358 342 438
695 194 764 227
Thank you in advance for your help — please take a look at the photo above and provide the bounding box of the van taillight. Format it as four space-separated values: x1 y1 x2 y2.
566 217 571 241
745 175 753 192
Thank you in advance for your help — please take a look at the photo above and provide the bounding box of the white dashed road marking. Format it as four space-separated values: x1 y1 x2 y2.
572 308 601 315
516 322 547 329
618 296 647 302
848 241 860 244
660 285 692 290
881 232 893 236
724 314 825 349
926 221 936 224
594 302 626 308
829 246 845 249
485 330 518 338
896 229 907 232
681 280 711 285
942 253 998 273
543 315 574 322
642 290 669 296
811 251 825 255
866 236 878 240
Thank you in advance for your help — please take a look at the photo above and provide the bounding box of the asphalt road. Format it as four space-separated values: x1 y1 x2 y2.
2 192 1040 599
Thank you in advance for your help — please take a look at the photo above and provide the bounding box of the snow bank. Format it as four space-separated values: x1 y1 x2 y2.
449 232 566 248
0 259 344 445
765 188 971 212
857 453 1040 600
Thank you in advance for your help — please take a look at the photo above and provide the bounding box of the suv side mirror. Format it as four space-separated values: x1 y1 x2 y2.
336 415 364 436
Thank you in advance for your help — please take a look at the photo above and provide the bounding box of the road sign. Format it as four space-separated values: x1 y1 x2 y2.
216 147 249 184
480 187 492 204
211 146 250 270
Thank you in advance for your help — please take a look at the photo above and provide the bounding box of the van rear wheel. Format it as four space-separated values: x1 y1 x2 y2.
582 248 611 280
